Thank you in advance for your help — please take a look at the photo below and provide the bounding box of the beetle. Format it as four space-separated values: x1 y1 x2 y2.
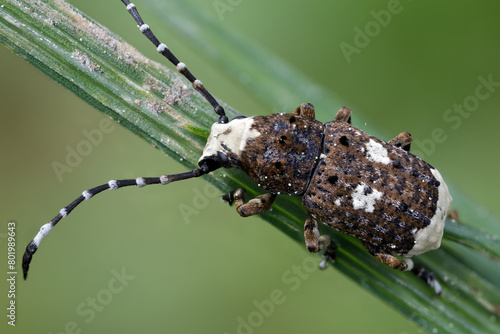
23 0 452 295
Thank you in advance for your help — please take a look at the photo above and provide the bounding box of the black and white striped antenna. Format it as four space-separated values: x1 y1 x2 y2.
22 1 227 279
22 164 216 279
122 0 228 124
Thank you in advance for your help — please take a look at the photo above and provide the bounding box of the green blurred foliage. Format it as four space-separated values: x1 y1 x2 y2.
1 0 499 333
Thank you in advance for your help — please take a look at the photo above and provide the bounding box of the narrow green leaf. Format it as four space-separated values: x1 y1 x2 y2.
1 1 499 333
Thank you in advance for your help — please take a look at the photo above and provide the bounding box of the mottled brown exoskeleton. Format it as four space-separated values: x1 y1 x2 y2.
23 0 451 295
205 103 451 295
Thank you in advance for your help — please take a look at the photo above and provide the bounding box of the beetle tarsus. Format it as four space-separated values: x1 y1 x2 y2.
388 132 413 152
221 188 245 206
221 191 236 206
291 103 316 120
448 209 459 222
319 241 338 270
412 264 442 295
333 106 352 124
303 214 337 269
221 189 276 217
236 192 276 217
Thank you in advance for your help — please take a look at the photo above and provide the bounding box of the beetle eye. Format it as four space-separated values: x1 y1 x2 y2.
217 151 231 168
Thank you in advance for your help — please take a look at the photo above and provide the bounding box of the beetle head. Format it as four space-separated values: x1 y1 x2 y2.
198 116 259 170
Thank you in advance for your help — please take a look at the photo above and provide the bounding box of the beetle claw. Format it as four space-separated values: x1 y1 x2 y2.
319 242 338 270
319 258 328 270
220 192 234 206
411 264 443 295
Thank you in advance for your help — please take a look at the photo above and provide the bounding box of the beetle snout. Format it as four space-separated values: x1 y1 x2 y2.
198 150 232 170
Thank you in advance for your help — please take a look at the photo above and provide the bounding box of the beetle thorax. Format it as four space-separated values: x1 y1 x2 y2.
199 117 260 168
238 114 325 195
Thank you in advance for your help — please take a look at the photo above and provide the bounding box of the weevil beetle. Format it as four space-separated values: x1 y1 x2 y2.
22 0 452 295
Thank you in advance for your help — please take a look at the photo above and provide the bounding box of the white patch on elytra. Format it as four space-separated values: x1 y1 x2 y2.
406 168 452 256
334 199 341 206
351 182 383 213
365 139 390 165
199 117 260 164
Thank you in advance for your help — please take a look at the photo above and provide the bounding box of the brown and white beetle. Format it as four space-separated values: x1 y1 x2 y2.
23 0 452 295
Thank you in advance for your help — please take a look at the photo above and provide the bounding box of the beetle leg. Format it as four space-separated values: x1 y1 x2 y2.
334 106 352 124
304 214 321 252
291 103 316 120
221 188 276 217
411 263 442 295
363 243 442 294
375 253 442 294
304 214 338 269
374 253 414 271
388 132 413 152
362 242 413 270
448 209 459 222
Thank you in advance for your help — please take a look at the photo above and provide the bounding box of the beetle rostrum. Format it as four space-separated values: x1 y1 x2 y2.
22 0 451 296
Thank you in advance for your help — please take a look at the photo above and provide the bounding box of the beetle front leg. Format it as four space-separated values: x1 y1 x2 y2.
304 214 338 269
388 132 413 151
291 103 316 120
333 106 352 124
221 188 276 217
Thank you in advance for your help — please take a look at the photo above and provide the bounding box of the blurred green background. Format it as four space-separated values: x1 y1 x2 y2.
1 0 499 333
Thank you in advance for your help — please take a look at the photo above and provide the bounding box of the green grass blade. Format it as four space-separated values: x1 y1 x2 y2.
1 1 499 333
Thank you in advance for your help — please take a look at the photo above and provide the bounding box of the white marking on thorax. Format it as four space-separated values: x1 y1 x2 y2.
199 117 260 163
32 223 53 247
406 168 452 256
240 119 260 152
351 182 383 213
365 139 390 165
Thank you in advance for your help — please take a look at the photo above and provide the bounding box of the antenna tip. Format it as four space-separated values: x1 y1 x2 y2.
22 241 38 280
